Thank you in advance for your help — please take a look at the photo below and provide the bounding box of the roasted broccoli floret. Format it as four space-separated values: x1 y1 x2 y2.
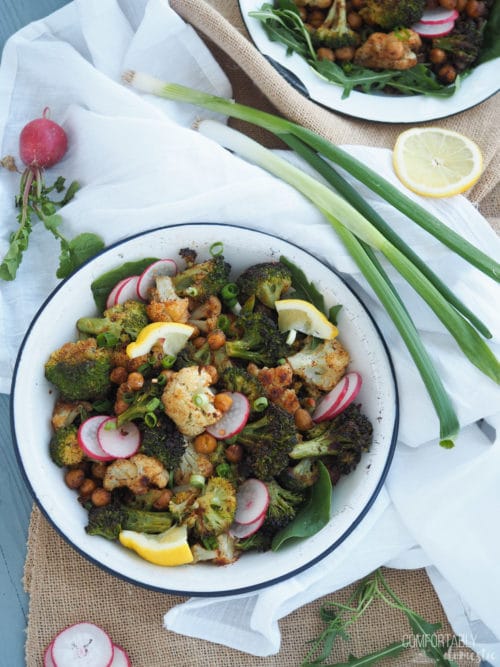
289 404 373 474
219 366 265 408
172 253 231 300
235 261 292 309
139 414 186 470
193 477 237 537
263 479 304 535
45 338 112 401
432 18 485 71
76 300 149 345
234 403 297 480
115 379 163 427
359 0 426 31
168 488 201 524
278 457 319 493
225 312 288 367
49 424 84 467
234 531 272 553
86 502 173 541
313 0 360 49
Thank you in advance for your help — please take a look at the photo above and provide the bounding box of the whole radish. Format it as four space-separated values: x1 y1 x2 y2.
0 108 104 281
19 107 68 168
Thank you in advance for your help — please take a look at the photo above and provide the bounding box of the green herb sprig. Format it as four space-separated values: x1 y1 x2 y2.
302 568 459 666
0 159 104 281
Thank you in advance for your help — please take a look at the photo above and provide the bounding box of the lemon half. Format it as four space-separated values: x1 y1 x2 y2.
126 321 194 359
393 127 483 198
275 299 338 340
119 524 193 566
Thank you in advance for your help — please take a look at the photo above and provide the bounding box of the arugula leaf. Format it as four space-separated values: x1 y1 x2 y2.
308 641 409 666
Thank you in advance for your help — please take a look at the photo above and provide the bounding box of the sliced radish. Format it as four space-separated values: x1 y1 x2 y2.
312 371 362 423
97 417 141 459
44 642 56 667
419 7 458 24
110 645 131 667
106 278 131 309
206 392 250 439
114 275 141 305
234 478 270 525
78 416 115 461
51 622 114 667
412 19 455 37
230 513 266 539
136 259 178 301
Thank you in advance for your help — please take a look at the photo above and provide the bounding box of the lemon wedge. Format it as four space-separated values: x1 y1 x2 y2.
119 524 194 566
393 127 483 198
275 299 338 340
126 321 195 359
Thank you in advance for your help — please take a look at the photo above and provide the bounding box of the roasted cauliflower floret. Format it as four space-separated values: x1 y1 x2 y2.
257 363 300 414
161 366 221 436
188 295 222 333
103 453 169 495
146 275 190 323
51 399 92 430
287 337 349 392
354 30 422 71
173 442 214 486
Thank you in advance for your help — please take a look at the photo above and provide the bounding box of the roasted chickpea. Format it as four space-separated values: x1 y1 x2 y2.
91 462 108 480
153 489 173 510
79 478 97 497
214 392 233 413
65 468 85 489
294 408 314 431
127 371 144 391
465 0 486 17
207 329 226 350
298 6 307 21
317 47 335 61
429 48 447 65
192 336 207 349
225 444 243 463
347 11 363 29
350 0 365 9
90 487 112 507
439 0 457 8
110 366 128 384
194 432 218 454
438 63 457 84
308 9 326 28
335 46 356 61
456 0 467 10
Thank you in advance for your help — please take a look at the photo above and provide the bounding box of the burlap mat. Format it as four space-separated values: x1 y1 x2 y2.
23 1 498 664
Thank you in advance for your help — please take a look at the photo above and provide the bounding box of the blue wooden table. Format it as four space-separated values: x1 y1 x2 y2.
0 5 68 666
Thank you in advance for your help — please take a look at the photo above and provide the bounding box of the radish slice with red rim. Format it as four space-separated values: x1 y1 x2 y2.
105 278 131 309
419 8 458 24
234 478 270 525
230 512 266 539
44 642 56 667
312 372 362 423
136 259 178 301
110 645 131 666
412 19 455 37
51 622 114 667
206 392 250 439
97 418 141 459
114 275 141 305
78 416 115 461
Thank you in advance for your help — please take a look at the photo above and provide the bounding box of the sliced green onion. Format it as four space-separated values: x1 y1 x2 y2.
216 462 233 478
156 372 168 386
193 392 209 408
221 283 239 301
137 362 151 374
209 241 224 256
146 397 161 412
190 474 206 488
185 286 199 297
161 354 176 369
144 412 158 427
253 396 269 412
197 120 499 386
217 314 231 333
104 419 117 431
122 72 499 282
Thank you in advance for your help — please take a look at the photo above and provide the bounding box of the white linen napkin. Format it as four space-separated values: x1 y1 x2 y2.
1 0 499 661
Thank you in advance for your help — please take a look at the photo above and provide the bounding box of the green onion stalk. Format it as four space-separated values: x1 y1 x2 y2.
122 71 500 282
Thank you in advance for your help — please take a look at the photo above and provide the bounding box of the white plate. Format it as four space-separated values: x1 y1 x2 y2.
11 224 398 596
239 0 500 123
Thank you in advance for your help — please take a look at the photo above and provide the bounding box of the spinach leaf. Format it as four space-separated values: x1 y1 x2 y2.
477 1 500 64
91 258 158 312
272 460 332 551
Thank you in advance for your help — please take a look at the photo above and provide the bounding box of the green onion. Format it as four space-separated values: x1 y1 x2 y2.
221 282 239 301
161 354 176 369
104 419 117 431
217 314 231 333
215 462 233 478
122 72 499 282
146 397 161 412
209 241 224 256
193 392 209 408
156 372 168 386
144 412 158 428
185 286 198 297
190 474 206 489
253 396 269 412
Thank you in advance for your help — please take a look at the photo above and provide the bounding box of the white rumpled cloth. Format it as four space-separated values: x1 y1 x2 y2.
1 0 499 662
